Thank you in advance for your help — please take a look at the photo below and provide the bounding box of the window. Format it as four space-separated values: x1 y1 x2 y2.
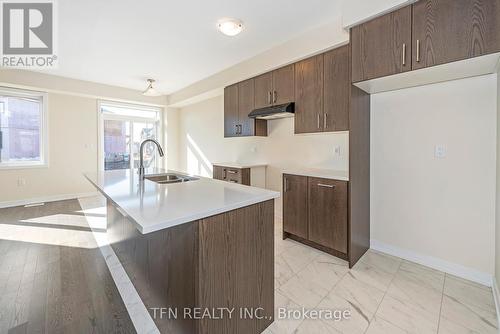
99 101 162 171
0 88 48 168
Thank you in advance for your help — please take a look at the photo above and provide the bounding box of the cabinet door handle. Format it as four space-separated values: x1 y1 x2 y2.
235 124 238 134
324 113 328 129
239 124 242 134
317 183 335 189
227 170 237 174
223 169 227 179
416 40 420 63
273 90 277 103
317 114 321 129
402 43 406 66
268 91 272 104
229 180 238 183
284 177 289 192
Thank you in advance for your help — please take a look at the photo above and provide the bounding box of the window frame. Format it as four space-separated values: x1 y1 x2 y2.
97 100 163 172
0 87 49 170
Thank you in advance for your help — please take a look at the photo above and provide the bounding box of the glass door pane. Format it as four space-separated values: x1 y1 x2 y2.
103 119 130 170
131 122 156 169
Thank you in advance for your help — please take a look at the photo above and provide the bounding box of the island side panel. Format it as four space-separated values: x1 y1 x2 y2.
196 200 275 334
107 201 197 334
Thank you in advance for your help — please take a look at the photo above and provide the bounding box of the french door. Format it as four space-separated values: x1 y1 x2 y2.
99 102 161 171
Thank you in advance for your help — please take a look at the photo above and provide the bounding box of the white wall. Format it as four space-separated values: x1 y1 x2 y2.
175 95 349 215
164 107 180 171
0 93 98 203
371 74 497 280
0 70 168 205
496 72 500 285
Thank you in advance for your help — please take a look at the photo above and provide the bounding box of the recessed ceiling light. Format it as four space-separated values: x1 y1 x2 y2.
217 18 244 37
142 79 161 97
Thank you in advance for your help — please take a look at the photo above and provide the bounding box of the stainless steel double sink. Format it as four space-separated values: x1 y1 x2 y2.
144 173 199 184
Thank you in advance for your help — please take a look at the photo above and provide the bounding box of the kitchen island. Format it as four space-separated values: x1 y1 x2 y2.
85 169 279 334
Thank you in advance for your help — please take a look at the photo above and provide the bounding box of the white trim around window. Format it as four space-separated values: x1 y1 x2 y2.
0 87 49 170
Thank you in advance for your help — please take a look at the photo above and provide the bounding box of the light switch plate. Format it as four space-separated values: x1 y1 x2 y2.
434 145 446 158
334 146 341 157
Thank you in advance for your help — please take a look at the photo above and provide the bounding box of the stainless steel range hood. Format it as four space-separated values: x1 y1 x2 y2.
248 102 294 120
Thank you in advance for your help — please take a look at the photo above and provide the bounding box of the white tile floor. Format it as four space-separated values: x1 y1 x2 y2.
268 217 499 334
79 195 499 334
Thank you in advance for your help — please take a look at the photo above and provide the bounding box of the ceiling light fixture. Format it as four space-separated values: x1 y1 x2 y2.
217 18 244 37
142 79 161 96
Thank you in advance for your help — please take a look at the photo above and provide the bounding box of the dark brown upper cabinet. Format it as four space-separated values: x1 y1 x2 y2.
224 81 267 138
351 6 412 83
324 45 350 131
272 64 295 105
412 0 500 70
294 54 324 134
238 78 256 136
224 84 239 137
254 65 295 109
283 174 308 239
254 72 273 109
308 177 348 254
225 46 350 136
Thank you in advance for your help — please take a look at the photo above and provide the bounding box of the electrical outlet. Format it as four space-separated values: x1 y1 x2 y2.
434 145 446 159
333 146 341 157
17 178 26 187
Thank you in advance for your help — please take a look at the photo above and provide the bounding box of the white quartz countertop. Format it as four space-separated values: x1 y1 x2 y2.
212 162 267 169
84 169 280 234
282 168 349 181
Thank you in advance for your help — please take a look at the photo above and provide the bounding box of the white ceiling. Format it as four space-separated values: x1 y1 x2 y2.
44 0 345 94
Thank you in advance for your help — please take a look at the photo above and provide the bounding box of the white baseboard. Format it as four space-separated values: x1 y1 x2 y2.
371 239 493 287
493 277 500 330
0 192 99 209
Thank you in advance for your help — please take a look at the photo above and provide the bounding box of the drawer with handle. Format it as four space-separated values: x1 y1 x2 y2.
213 165 250 186
226 168 241 183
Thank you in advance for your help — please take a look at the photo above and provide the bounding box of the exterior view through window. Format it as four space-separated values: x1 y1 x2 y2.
100 102 161 171
0 88 47 168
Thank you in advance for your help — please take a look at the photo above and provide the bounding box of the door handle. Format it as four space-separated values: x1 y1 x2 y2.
317 183 335 189
238 124 242 134
223 169 227 179
273 90 277 103
324 113 327 129
402 43 406 66
235 124 239 135
268 91 272 104
284 177 289 192
317 114 321 129
227 170 237 174
416 40 420 63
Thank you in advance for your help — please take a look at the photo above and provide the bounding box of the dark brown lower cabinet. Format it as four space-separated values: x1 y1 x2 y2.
213 165 251 185
282 174 308 239
107 199 274 334
308 177 348 254
283 174 349 263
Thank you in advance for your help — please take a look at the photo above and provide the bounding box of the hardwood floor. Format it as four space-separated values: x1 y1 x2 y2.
0 199 135 334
